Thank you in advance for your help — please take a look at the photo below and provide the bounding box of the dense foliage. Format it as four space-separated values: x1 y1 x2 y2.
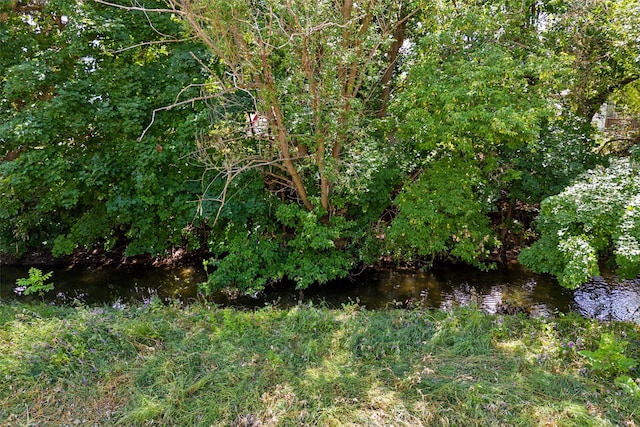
386 0 604 266
2 0 640 292
520 156 640 289
0 0 208 257
180 0 414 292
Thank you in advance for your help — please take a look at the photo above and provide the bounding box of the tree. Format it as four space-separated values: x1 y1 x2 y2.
169 0 414 214
386 0 562 265
5 0 639 294
128 0 418 291
546 0 640 121
386 0 639 266
514 0 640 287
0 0 208 257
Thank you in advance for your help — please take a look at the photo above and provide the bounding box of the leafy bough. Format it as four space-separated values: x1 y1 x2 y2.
520 157 640 289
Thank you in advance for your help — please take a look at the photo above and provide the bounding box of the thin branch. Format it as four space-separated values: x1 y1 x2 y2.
139 81 264 141
141 0 174 38
263 171 295 188
597 137 638 155
175 0 228 59
94 0 184 15
189 51 216 79
197 154 295 225
139 91 213 141
109 38 194 54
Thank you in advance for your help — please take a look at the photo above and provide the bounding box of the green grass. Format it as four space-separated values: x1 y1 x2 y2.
0 301 638 426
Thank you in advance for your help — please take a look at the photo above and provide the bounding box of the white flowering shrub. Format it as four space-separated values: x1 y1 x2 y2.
615 193 640 278
519 158 640 289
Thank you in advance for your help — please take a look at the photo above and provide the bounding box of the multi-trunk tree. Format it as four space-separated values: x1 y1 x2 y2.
165 0 414 215
144 0 419 291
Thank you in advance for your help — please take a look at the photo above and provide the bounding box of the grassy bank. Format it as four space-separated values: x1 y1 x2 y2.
0 302 639 426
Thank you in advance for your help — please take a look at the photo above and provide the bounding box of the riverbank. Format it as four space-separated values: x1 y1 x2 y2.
1 303 638 426
0 239 522 270
0 247 211 268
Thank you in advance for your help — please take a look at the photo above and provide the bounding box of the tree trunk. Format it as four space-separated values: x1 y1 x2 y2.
270 101 314 211
379 14 407 117
261 52 314 211
580 74 640 121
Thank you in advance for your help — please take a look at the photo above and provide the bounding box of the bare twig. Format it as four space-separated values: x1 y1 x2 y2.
139 80 264 141
141 1 174 38
197 152 295 225
139 93 210 141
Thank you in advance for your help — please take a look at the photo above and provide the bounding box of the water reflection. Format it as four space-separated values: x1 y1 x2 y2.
1 263 639 322
574 276 640 322
0 265 203 306
309 266 575 317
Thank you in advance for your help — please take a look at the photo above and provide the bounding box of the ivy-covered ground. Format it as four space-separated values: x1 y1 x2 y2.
1 302 638 426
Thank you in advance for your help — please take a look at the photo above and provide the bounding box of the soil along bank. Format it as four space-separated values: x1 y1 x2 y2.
1 303 638 426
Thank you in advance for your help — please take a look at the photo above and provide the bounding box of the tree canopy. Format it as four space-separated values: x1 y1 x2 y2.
0 0 209 257
2 0 640 292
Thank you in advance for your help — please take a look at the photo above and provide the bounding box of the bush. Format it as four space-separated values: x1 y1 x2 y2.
388 156 497 268
520 157 640 288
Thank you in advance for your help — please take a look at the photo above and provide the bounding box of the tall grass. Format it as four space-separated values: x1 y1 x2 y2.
0 301 638 426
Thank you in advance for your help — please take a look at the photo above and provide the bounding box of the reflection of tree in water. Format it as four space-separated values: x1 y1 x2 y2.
573 276 640 322
4 265 640 322
441 283 503 313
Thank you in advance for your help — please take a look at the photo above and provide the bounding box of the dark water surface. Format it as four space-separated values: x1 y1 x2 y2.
1 263 639 322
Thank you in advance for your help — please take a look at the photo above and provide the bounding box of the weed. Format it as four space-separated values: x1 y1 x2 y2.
579 332 640 399
15 268 54 301
579 333 638 378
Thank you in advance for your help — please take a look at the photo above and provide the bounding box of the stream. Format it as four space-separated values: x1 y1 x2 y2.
1 263 639 322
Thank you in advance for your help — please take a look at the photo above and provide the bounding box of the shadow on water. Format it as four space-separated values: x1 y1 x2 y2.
1 263 639 322
0 265 204 306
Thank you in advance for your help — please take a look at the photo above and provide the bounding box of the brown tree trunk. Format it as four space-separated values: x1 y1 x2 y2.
261 49 314 211
270 102 314 211
379 14 407 117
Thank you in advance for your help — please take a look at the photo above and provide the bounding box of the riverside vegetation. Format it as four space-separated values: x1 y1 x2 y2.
3 0 640 293
3 2 640 423
1 301 639 426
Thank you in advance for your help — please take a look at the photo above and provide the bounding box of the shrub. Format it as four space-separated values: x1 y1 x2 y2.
520 157 640 288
